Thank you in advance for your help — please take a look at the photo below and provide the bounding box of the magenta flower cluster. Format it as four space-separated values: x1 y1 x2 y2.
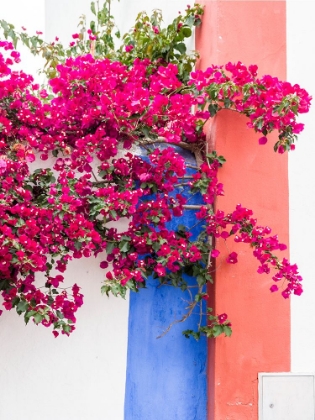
0 40 311 336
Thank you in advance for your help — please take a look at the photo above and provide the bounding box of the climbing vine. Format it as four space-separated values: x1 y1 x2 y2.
0 2 311 338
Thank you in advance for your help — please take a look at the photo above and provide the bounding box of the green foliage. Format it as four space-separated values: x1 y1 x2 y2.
0 1 203 82
116 4 204 81
183 308 232 339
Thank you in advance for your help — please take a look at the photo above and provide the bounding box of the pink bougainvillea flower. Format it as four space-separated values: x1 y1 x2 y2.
0 158 7 174
100 261 109 269
218 313 228 324
258 136 268 145
155 264 166 277
227 252 238 264
211 249 220 258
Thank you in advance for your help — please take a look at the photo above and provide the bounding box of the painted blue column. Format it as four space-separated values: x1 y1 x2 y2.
124 148 207 420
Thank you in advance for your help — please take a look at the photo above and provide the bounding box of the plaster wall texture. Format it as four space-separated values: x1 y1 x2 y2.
124 147 207 420
196 2 290 419
287 0 315 373
0 2 129 419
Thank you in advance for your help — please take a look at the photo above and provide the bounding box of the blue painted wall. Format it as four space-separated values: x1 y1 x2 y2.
124 148 207 420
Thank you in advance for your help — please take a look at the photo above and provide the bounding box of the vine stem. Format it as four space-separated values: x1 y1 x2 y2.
182 204 203 209
91 169 100 182
141 137 204 154
157 286 203 339
205 114 218 268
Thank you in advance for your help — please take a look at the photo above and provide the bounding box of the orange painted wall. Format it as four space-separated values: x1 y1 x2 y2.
196 2 290 419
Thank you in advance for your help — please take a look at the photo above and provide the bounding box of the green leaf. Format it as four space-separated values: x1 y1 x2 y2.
110 209 117 219
141 126 150 138
106 242 115 254
0 20 10 32
194 293 202 302
74 241 82 250
24 310 36 325
181 27 192 38
15 218 25 227
208 104 219 117
224 98 232 108
56 310 64 319
223 325 232 337
177 224 186 233
152 241 160 252
91 1 96 15
180 283 187 291
33 313 43 324
212 325 224 337
0 279 10 291
174 42 186 54
98 170 107 178
62 324 71 333
101 285 110 296
16 300 29 314
185 15 195 27
196 274 206 286
47 296 54 306
119 241 130 253
183 329 193 338
12 297 20 308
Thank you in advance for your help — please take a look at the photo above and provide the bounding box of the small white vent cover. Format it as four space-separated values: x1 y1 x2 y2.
258 373 315 420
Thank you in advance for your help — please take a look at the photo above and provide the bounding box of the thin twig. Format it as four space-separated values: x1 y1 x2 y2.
91 169 100 182
157 300 199 339
140 138 196 152
182 204 203 210
174 182 191 188
91 180 108 186
186 218 206 231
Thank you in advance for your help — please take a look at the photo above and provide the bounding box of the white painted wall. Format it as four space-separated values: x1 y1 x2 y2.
0 257 129 420
287 1 315 373
0 2 129 419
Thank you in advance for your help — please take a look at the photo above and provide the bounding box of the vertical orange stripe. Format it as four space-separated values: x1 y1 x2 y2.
196 2 290 419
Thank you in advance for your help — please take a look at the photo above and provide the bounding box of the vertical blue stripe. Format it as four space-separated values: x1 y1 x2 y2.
124 148 207 420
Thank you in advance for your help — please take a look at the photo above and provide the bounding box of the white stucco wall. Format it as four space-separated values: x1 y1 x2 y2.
0 257 129 420
0 2 129 419
287 0 315 373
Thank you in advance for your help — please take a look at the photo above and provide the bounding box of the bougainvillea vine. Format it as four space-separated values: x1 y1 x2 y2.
0 3 311 338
